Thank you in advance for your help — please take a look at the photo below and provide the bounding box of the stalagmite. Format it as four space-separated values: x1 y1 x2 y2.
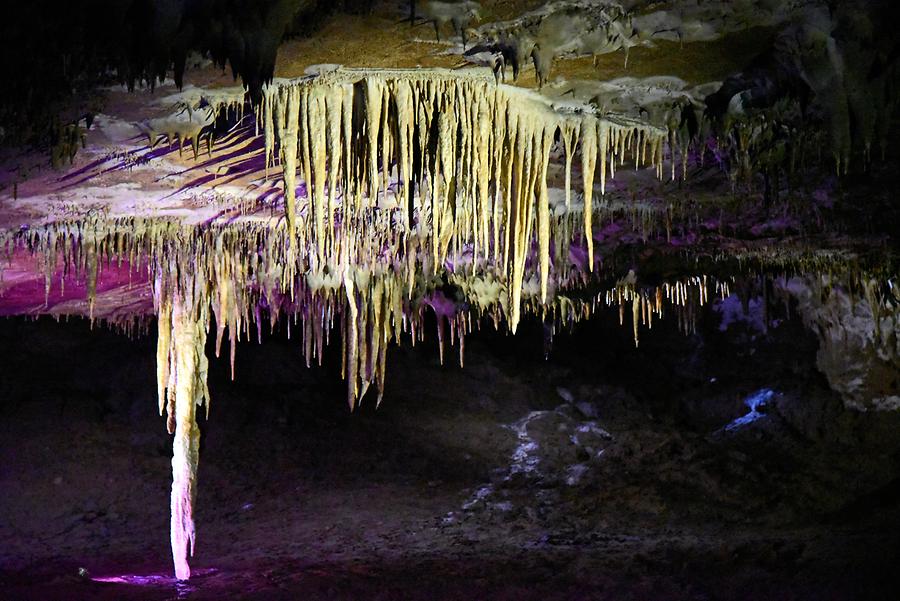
155 273 210 581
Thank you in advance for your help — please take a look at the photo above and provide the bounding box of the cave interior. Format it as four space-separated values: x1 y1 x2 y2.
0 1 899 599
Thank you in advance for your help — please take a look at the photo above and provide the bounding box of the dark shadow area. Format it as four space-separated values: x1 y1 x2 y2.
1 292 899 599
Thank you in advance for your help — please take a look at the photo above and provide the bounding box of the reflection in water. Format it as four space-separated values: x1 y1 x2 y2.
91 568 218 597
92 573 175 585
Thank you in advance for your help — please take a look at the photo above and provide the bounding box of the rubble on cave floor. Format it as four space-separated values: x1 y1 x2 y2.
1 303 899 599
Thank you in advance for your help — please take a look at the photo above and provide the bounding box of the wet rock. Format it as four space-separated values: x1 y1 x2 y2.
783 276 900 411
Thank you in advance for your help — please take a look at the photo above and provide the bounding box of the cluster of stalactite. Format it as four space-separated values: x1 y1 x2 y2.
9 217 895 406
255 67 669 332
601 273 723 347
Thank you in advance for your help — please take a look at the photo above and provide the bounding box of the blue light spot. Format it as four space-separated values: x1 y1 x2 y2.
725 388 776 432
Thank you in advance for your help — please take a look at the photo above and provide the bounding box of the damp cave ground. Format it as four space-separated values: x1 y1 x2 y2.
1 301 899 601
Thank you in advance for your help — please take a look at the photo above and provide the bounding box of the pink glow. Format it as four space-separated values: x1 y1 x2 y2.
0 246 152 317
91 574 174 585
425 290 458 318
91 568 217 586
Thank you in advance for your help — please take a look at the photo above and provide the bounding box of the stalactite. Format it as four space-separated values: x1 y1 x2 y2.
581 118 598 271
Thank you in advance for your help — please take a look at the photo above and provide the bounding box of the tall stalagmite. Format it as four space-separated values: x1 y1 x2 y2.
155 273 210 581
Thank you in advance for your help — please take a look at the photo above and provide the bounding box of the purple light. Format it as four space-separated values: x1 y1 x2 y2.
91 568 217 586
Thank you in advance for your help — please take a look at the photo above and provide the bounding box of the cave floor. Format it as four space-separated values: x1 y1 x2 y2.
2 306 899 601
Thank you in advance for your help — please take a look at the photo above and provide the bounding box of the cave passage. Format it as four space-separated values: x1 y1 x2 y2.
1 1 898 599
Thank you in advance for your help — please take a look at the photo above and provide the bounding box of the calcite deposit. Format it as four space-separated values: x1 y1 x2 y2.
0 0 897 584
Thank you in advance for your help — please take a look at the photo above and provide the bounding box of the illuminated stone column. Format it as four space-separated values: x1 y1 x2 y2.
157 280 210 581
